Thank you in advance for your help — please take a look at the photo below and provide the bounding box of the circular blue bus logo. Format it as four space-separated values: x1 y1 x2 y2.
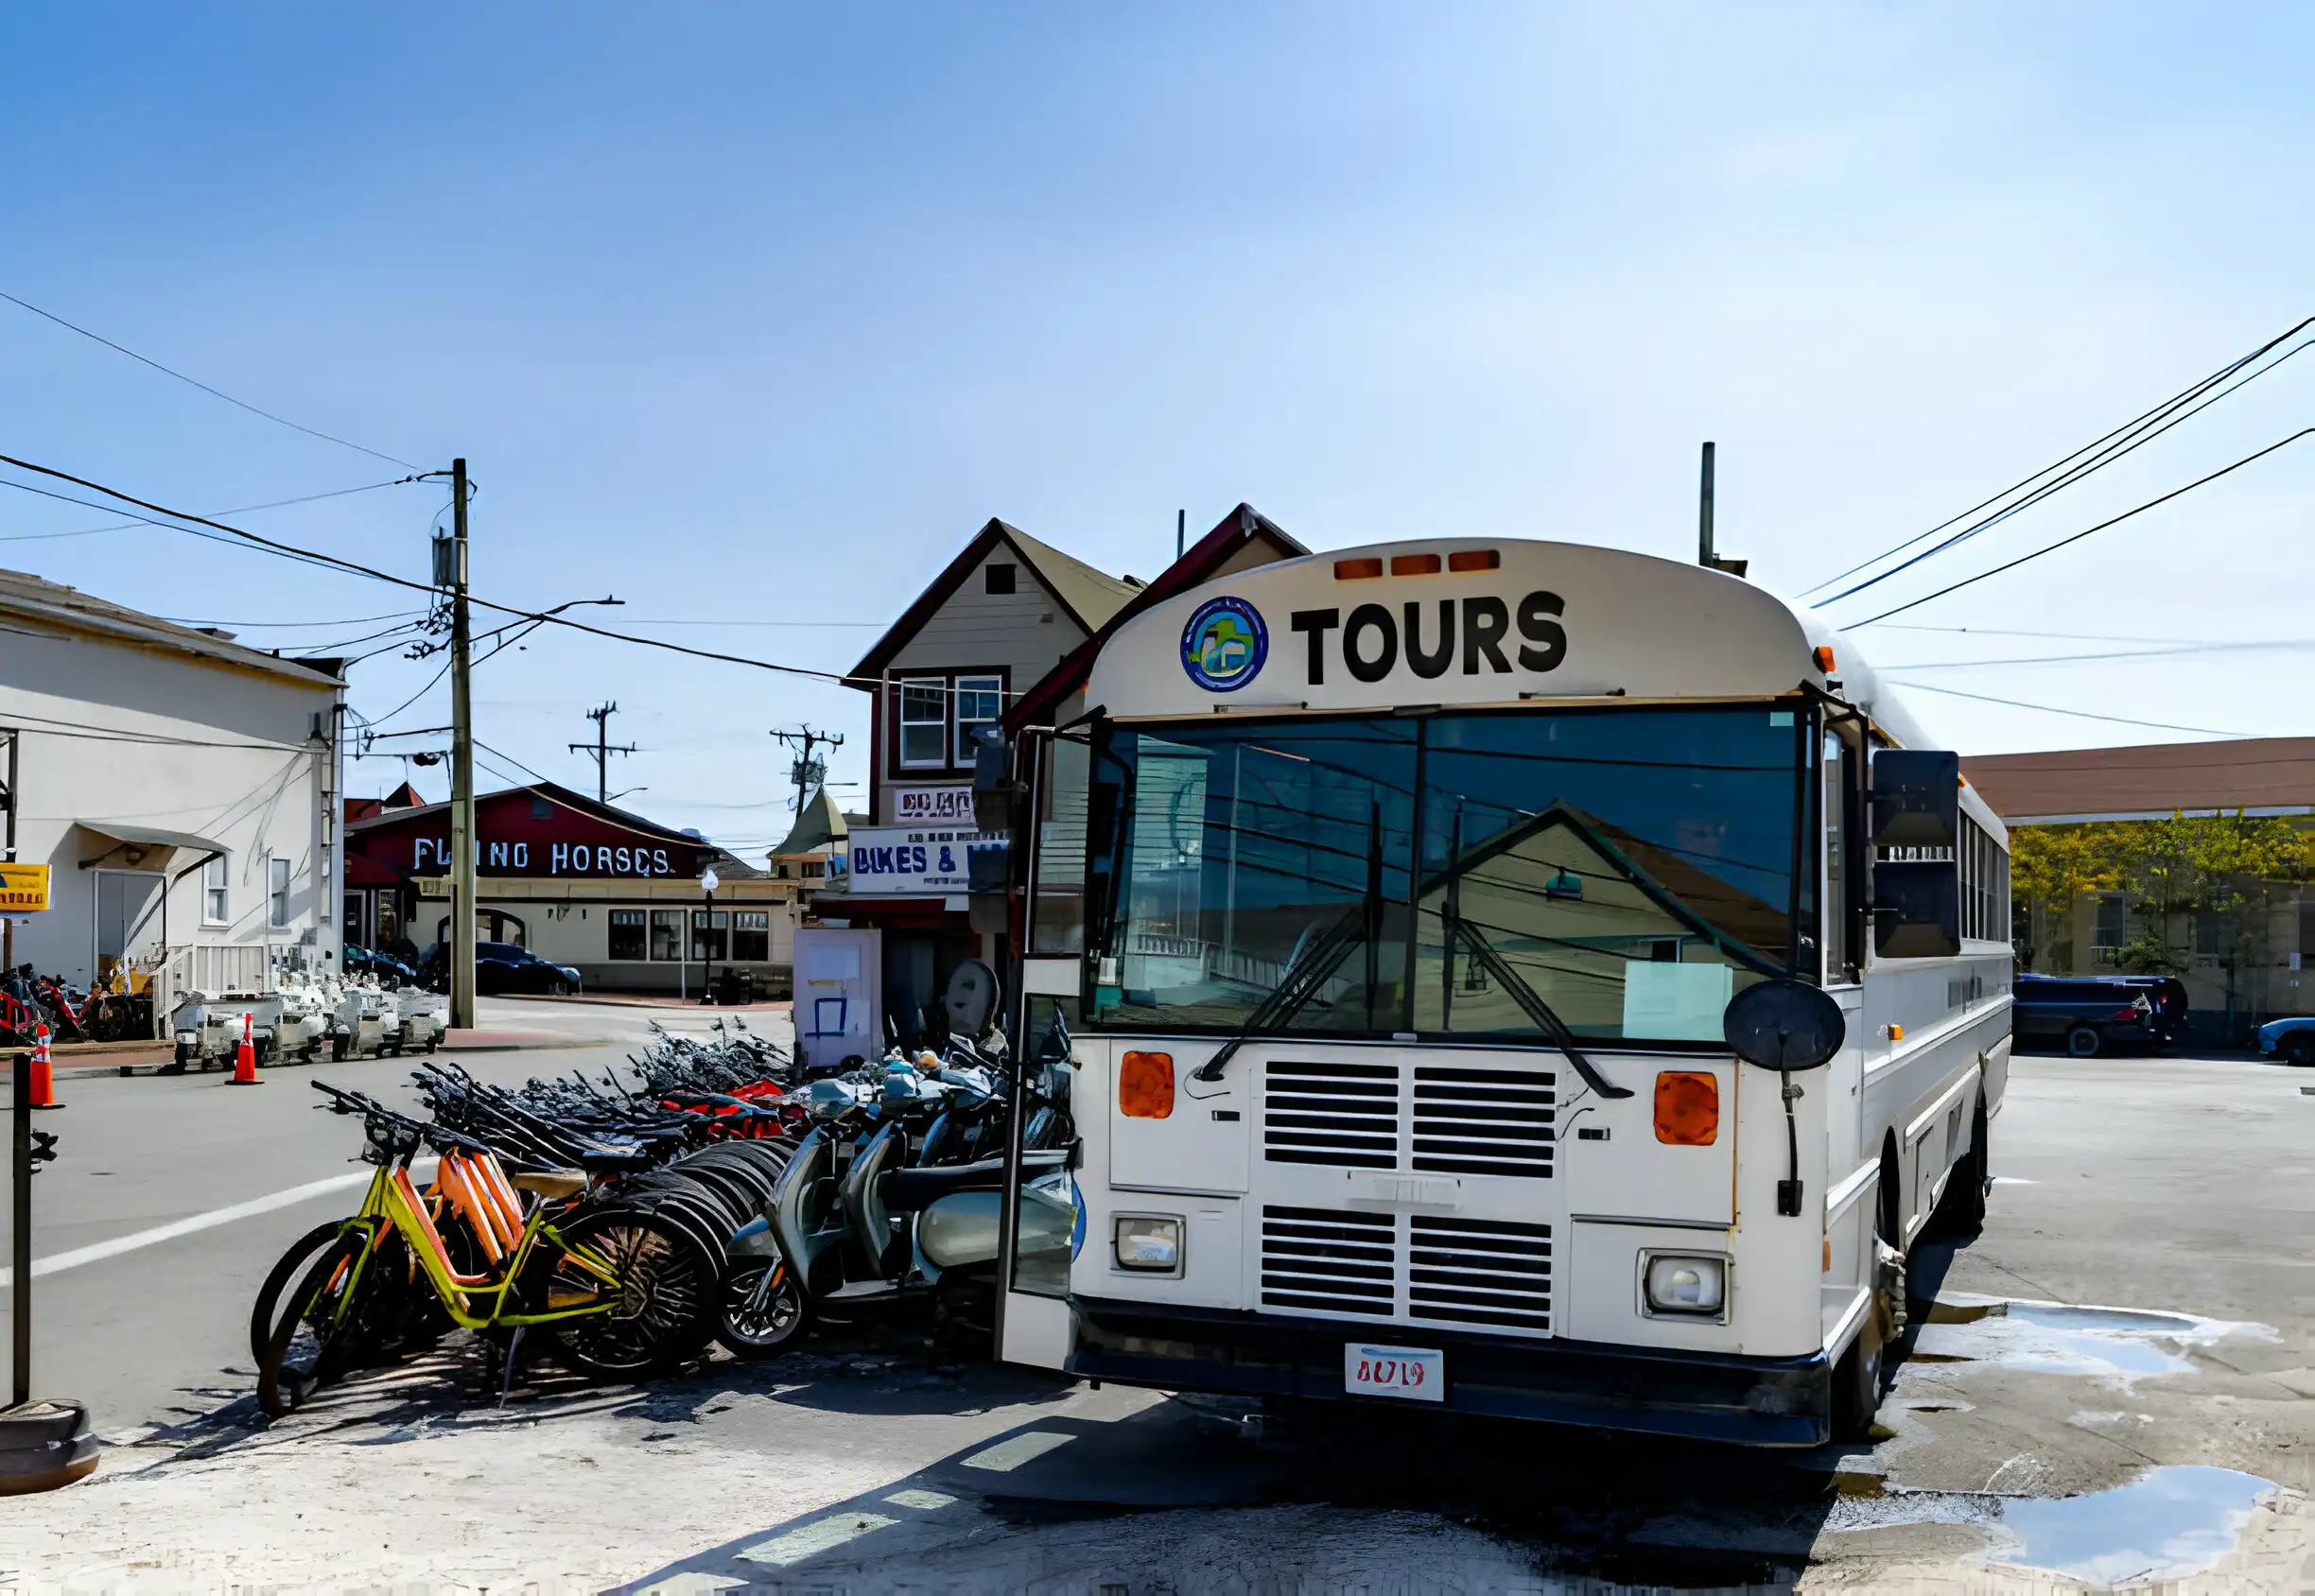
1181 596 1267 692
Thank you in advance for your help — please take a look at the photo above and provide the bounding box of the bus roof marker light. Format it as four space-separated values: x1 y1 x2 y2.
1447 549 1500 573
1333 557 1384 580
1389 553 1441 576
1813 646 1836 673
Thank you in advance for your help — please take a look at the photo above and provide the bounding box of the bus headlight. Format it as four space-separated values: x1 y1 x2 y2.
1643 1252 1727 1317
1113 1215 1181 1272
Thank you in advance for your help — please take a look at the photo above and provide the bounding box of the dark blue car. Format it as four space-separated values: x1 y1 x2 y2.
2013 977 2158 1057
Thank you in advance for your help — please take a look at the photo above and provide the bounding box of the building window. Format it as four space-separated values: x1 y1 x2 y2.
203 855 229 924
898 680 948 768
733 911 770 963
984 563 1016 595
268 857 291 928
2092 893 2128 954
609 909 646 960
2193 910 2236 964
690 910 729 962
649 909 684 961
956 674 1002 764
531 798 552 821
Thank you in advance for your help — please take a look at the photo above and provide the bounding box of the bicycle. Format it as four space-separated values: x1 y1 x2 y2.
257 1083 721 1416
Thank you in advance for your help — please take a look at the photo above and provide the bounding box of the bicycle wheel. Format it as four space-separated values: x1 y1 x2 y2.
715 1258 811 1360
251 1220 354 1368
257 1231 371 1417
539 1207 720 1379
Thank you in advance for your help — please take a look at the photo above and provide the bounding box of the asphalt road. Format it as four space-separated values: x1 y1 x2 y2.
0 996 754 1432
6 1034 2314 1590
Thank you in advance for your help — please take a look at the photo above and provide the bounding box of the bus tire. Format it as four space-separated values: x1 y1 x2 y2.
2065 1026 2102 1058
1832 1321 1885 1442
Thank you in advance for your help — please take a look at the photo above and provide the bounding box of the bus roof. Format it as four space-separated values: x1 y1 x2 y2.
1082 536 1998 836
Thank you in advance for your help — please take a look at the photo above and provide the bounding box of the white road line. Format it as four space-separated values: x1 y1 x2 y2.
0 1168 389 1285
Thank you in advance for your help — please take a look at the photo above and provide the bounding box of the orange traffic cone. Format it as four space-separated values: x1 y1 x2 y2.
28 1022 59 1110
229 1011 260 1085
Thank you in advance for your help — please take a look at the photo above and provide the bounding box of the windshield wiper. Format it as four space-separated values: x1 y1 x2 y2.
1192 902 1368 1083
1449 918 1633 1100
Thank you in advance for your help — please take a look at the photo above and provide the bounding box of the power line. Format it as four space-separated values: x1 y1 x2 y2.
1880 623 2243 645
0 451 1017 698
1848 427 2315 628
0 477 421 545
1888 681 2253 738
0 287 420 468
1881 638 2315 670
161 607 427 630
1802 313 2315 600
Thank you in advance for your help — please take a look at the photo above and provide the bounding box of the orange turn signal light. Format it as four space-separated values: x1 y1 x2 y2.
1887 1023 1904 1042
1119 1050 1175 1119
1812 645 1836 673
1333 557 1384 581
1653 1070 1719 1146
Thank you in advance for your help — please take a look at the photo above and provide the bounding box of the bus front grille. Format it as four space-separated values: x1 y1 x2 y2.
1410 1067 1556 1178
1262 1061 1401 1170
1260 1205 1395 1316
1408 1215 1552 1332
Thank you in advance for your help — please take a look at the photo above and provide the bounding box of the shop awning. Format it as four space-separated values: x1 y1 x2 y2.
75 821 231 869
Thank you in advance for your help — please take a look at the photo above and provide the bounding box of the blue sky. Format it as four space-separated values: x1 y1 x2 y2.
3 5 2310 852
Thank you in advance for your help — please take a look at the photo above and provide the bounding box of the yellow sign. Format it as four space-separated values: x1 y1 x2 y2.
0 863 51 912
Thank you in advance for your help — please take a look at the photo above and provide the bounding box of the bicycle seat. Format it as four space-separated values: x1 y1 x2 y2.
509 1169 588 1200
573 1144 656 1173
884 1155 1008 1213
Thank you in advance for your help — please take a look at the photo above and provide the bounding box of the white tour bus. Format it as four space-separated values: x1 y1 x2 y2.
984 537 2011 1445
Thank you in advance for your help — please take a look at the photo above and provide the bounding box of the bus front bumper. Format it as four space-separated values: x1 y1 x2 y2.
1067 1296 1832 1448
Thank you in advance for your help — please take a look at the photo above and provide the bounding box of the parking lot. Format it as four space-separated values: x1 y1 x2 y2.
4 1015 2312 1591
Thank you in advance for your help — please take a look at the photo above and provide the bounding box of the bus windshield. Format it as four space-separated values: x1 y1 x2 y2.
1085 703 1808 1046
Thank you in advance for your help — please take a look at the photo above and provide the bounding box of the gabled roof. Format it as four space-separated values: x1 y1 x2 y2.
771 786 849 855
845 518 1140 685
346 778 709 848
0 568 346 689
1005 503 1307 731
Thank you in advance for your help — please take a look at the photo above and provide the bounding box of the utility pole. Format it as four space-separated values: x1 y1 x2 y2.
1176 508 1186 562
447 459 476 1032
771 725 844 814
568 702 637 804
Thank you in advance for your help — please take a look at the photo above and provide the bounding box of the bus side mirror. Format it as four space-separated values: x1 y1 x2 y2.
972 730 1014 833
1870 749 1958 848
1723 978 1844 1071
1873 860 1960 958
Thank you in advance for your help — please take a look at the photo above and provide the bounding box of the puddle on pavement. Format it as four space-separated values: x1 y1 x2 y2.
1910 1294 2271 1381
1999 1466 2275 1583
1827 1465 2277 1584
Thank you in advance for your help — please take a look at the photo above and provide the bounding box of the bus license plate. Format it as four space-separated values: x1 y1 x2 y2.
1344 1343 1443 1402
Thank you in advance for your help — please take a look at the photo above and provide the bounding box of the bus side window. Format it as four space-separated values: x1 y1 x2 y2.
1823 731 1859 983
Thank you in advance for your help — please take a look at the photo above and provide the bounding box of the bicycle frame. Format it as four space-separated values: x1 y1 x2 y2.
320 1146 624 1336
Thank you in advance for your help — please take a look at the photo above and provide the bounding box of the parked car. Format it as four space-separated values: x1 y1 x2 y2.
2012 977 2158 1057
344 944 419 986
2018 973 2188 1049
419 942 583 997
2258 1015 2315 1066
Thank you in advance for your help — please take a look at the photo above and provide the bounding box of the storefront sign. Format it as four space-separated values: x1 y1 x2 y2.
409 836 687 877
0 863 50 912
890 786 976 824
844 825 1006 895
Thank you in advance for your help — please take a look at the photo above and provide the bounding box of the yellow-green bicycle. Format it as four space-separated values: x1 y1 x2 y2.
257 1083 720 1415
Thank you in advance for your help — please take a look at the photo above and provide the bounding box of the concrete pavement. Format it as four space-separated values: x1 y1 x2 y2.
2 1041 2311 1590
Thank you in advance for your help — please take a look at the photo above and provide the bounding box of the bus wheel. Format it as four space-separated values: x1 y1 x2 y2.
1832 1321 1885 1442
2065 1026 2102 1058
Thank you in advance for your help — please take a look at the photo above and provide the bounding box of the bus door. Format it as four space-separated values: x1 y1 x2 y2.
997 727 1090 1370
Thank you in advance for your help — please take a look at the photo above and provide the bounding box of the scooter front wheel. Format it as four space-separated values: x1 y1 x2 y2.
715 1259 812 1360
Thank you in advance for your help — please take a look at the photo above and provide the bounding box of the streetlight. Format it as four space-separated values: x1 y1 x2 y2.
699 866 721 1005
